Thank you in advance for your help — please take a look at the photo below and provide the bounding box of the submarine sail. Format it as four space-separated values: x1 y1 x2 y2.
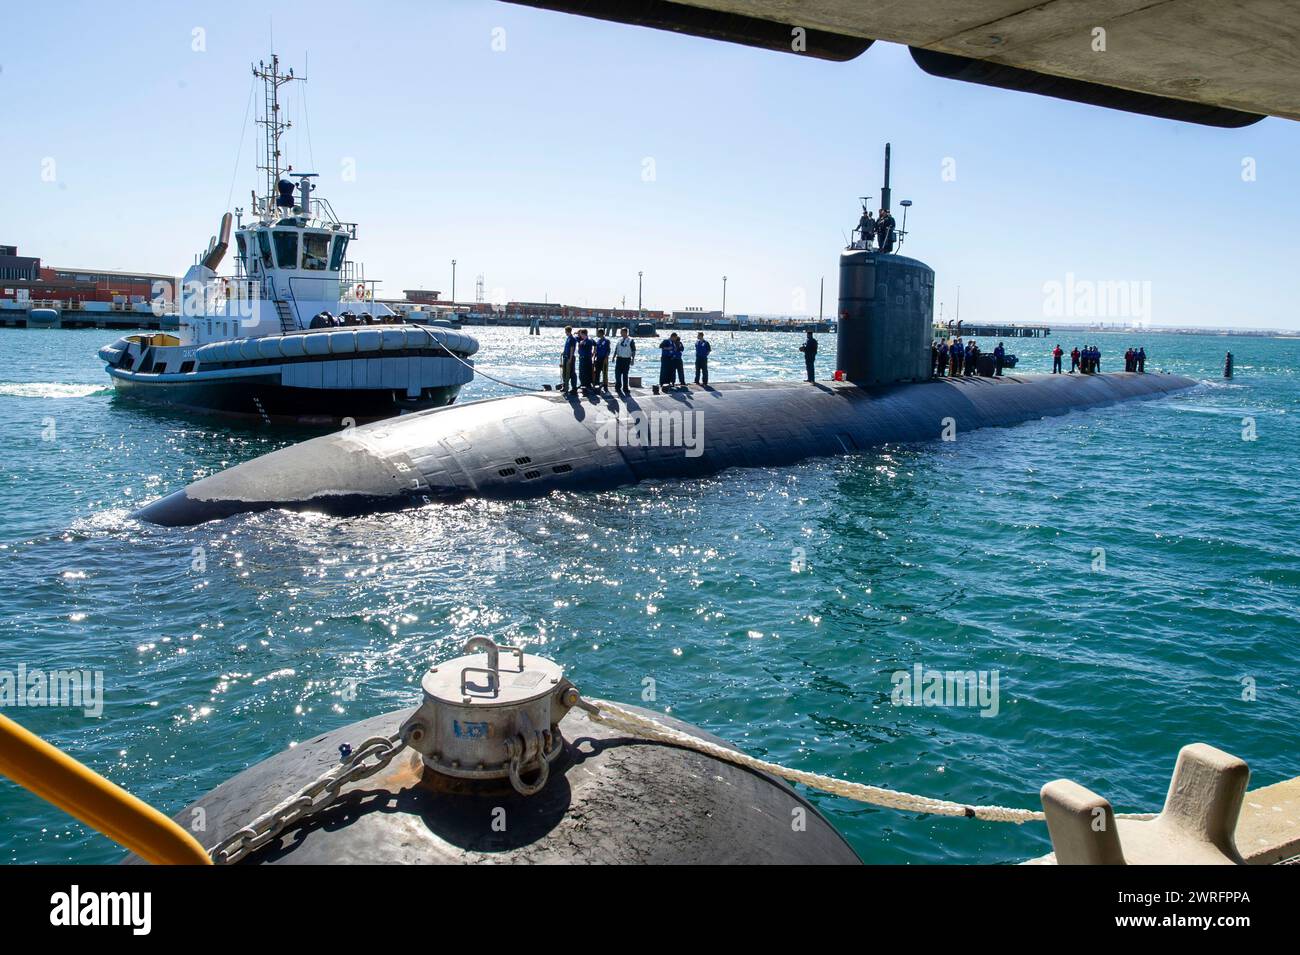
837 143 934 386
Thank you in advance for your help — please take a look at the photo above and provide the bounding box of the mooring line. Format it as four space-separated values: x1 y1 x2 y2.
418 325 539 392
582 698 1157 824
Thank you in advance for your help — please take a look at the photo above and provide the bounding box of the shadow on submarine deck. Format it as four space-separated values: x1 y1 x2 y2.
540 374 1042 417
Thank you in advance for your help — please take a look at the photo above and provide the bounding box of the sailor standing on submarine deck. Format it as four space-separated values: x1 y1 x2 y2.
694 332 711 386
800 330 818 382
594 328 611 390
659 336 675 387
576 329 595 390
560 326 577 393
613 327 636 392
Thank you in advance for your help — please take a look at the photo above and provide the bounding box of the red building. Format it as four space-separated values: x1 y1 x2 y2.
40 265 176 303
0 243 175 304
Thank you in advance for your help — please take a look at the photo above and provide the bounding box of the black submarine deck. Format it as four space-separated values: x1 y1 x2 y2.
137 372 1197 526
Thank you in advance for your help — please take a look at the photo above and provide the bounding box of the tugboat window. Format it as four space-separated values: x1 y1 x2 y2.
329 235 349 271
303 233 330 271
257 231 274 270
273 230 299 269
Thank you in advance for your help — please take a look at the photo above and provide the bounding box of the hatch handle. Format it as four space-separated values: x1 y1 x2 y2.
460 638 525 696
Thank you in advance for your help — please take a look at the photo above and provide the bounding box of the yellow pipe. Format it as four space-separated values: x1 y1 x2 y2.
0 712 211 865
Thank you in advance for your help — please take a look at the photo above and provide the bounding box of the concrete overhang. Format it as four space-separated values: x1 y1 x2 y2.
508 0 1300 126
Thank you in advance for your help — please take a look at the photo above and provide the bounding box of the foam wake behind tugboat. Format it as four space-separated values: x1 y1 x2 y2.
97 54 478 426
136 144 1195 526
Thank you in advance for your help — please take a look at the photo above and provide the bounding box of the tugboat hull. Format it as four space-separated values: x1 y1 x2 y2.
110 372 463 425
100 326 479 426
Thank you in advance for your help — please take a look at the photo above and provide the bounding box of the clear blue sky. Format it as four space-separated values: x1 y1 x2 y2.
2 0 1298 328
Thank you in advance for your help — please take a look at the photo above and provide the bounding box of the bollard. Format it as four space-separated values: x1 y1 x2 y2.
1041 743 1249 865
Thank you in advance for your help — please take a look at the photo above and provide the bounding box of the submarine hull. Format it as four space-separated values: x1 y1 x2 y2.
127 704 862 864
138 372 1197 527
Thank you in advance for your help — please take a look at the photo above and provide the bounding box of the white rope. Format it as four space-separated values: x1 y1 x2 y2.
418 326 538 392
583 698 1156 825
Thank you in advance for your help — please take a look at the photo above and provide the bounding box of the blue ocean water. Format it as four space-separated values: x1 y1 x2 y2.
0 324 1297 864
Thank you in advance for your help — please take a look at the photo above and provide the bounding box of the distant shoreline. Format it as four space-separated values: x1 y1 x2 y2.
1021 325 1300 338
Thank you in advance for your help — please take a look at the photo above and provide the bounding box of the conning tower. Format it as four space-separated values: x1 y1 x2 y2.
836 144 934 385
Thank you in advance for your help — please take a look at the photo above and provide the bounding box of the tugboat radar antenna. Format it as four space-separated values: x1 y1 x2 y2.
252 54 305 213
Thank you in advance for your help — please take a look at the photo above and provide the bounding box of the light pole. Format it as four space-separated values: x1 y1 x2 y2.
451 259 457 304
722 275 727 317
637 271 643 319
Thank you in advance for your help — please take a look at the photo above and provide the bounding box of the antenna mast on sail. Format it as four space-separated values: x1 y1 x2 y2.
252 54 304 214
880 142 892 214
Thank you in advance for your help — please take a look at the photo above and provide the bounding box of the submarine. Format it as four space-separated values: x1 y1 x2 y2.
137 146 1196 528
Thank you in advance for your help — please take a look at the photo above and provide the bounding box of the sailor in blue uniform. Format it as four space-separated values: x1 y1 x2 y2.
694 332 711 386
993 341 1006 377
560 326 577 393
659 337 675 387
671 333 686 387
576 329 595 390
594 329 611 390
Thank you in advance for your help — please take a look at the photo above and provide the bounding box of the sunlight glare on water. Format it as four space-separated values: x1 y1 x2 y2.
1 325 1297 863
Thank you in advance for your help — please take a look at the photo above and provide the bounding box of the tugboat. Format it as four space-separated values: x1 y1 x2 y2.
97 55 478 425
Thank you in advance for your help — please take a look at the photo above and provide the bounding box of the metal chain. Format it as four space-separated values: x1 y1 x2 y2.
208 693 1158 863
208 733 407 865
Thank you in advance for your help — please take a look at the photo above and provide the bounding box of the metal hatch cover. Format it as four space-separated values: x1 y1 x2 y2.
422 643 564 708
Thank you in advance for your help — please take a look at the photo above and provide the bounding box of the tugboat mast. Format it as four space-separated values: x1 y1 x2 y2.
252 54 304 214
